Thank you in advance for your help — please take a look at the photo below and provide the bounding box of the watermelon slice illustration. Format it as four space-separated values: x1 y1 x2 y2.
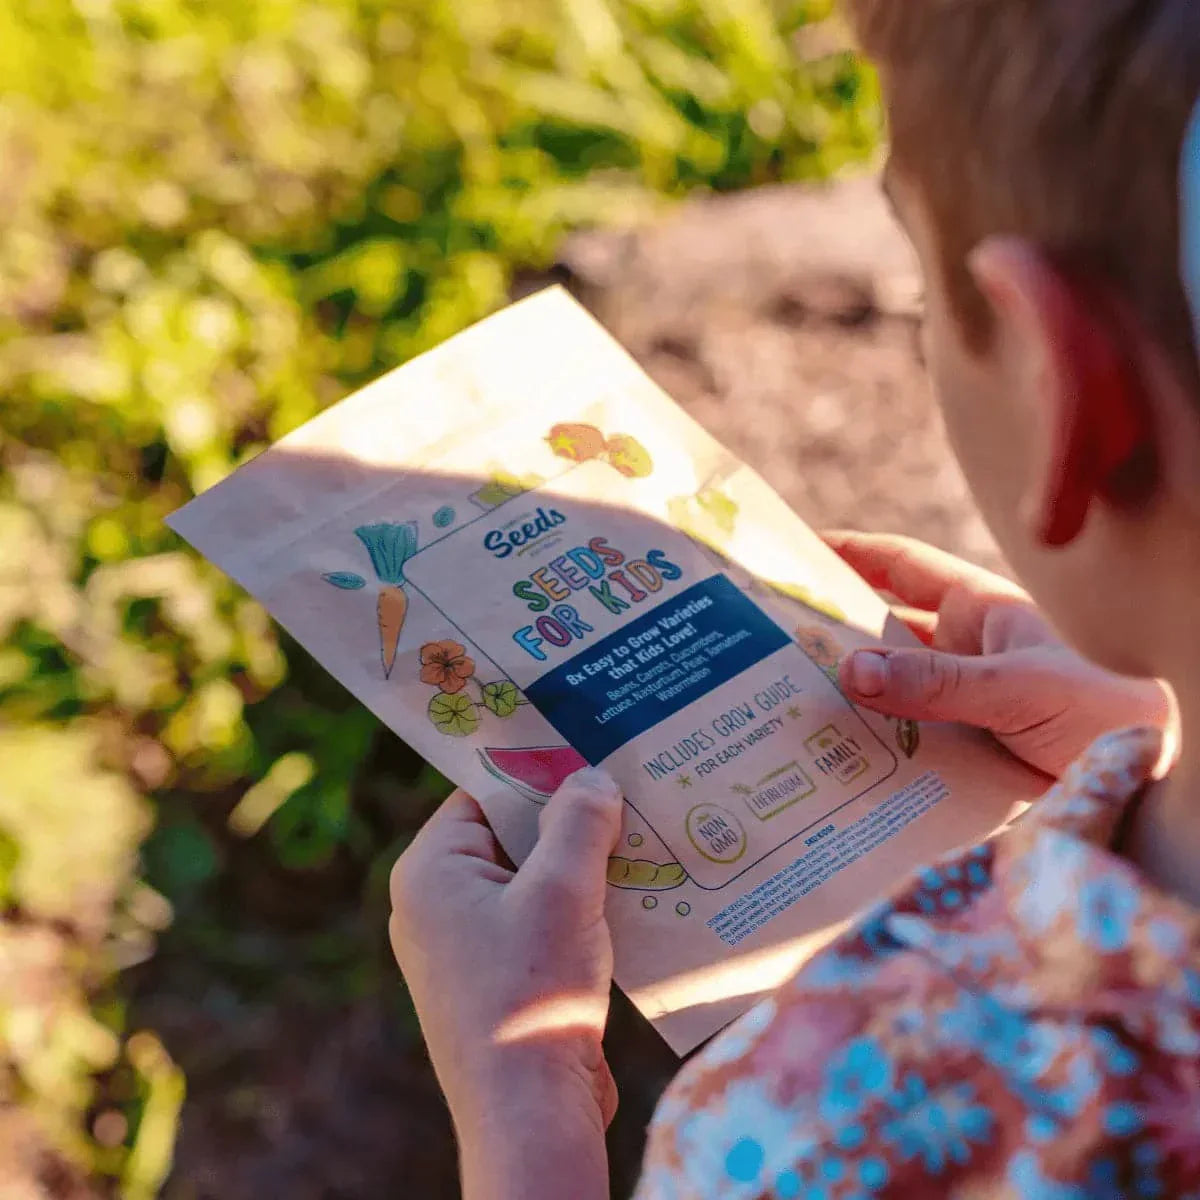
480 745 589 803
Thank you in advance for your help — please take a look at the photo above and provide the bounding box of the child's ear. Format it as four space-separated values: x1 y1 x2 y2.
969 236 1158 548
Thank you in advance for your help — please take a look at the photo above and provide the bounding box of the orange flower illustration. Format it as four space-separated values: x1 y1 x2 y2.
795 625 842 669
419 640 476 694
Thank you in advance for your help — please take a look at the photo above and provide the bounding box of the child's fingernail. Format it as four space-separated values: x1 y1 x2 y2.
848 650 889 697
564 766 622 802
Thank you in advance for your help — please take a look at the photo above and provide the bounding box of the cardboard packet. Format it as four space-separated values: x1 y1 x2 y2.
170 287 1041 1054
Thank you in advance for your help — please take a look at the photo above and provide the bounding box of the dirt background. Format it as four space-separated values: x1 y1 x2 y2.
151 175 1003 1200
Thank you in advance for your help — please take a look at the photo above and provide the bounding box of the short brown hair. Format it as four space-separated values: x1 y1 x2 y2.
846 0 1200 384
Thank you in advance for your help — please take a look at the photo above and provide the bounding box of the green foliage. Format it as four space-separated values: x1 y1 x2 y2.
354 521 419 585
0 0 877 1188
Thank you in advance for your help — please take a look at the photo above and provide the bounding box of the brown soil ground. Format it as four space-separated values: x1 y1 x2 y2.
155 175 1003 1200
549 173 1004 573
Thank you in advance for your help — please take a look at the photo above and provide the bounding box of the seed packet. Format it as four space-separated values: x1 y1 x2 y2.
169 287 1041 1054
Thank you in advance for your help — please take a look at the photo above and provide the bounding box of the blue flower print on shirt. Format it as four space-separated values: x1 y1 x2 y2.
1079 1147 1163 1200
1103 1101 1143 1137
1087 1026 1140 1077
890 1005 929 1039
773 1168 801 1199
1077 873 1140 953
675 1080 807 1198
888 916 1019 976
909 863 982 917
966 848 991 888
1131 1141 1166 1199
939 993 1067 1084
1025 1112 1059 1144
881 1076 993 1173
802 951 885 990
819 1038 894 1123
939 992 1023 1056
859 1156 889 1191
1007 1150 1089 1200
1087 1158 1119 1194
698 998 777 1069
1184 968 1200 1007
1013 832 1090 934
959 929 1020 972
1012 1045 1102 1137
858 902 902 957
724 1138 764 1183
1147 917 1186 957
835 1124 867 1152
1154 1005 1200 1055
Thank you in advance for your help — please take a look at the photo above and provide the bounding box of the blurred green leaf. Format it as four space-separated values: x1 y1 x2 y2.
143 819 221 896
122 1032 185 1200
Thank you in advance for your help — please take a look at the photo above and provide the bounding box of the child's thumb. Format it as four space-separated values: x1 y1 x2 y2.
517 768 623 912
840 647 1005 730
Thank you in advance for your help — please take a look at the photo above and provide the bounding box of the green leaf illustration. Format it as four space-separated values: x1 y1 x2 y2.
897 719 920 759
697 487 739 535
472 481 516 508
469 469 547 512
428 691 480 737
322 571 367 590
481 680 520 718
354 522 418 585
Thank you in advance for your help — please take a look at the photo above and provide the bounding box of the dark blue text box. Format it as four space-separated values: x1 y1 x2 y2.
524 574 792 763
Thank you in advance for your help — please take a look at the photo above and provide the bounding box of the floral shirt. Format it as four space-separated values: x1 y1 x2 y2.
635 728 1200 1199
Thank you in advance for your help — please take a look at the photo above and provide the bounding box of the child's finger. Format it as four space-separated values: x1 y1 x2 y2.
516 768 623 916
413 788 507 864
838 646 1026 731
822 530 1024 610
389 791 512 925
423 788 491 834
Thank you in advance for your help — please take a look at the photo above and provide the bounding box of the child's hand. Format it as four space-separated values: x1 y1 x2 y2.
389 769 622 1200
826 532 1173 778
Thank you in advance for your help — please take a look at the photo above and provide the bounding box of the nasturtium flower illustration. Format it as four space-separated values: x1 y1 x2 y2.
419 640 476 694
547 422 607 462
605 432 653 477
795 625 842 669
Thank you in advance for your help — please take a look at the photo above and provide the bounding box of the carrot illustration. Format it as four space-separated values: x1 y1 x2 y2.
374 587 407 677
354 522 418 677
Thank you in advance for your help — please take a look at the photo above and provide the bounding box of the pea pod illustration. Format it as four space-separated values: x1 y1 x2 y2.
606 856 687 891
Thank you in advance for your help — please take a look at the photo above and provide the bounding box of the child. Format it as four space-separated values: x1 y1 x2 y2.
389 3 1200 1195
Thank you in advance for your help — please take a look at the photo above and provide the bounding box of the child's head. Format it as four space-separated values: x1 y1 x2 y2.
847 0 1200 681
